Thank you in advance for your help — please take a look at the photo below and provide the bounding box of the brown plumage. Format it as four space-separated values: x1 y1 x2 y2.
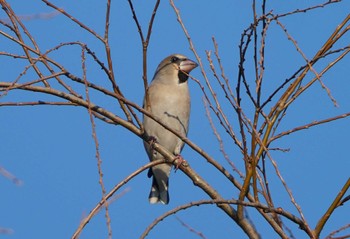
143 54 198 204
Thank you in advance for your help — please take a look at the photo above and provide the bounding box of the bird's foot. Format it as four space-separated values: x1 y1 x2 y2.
147 136 158 150
174 154 188 172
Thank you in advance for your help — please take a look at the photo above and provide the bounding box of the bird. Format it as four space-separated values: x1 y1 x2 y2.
143 54 198 204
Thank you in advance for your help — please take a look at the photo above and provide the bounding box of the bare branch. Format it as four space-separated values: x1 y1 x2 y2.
71 160 165 239
325 223 350 239
81 48 112 238
41 0 104 41
0 166 23 186
270 112 350 142
141 199 306 239
175 216 207 239
314 178 350 238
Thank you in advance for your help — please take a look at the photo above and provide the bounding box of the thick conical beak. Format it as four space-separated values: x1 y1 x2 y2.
179 59 198 73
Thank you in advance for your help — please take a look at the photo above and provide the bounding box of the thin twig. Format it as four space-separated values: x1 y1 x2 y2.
81 47 112 239
0 166 23 185
141 199 304 239
203 94 244 179
41 0 103 41
175 216 207 239
0 101 76 106
270 112 350 142
314 178 350 238
71 160 165 239
274 18 338 107
325 223 350 239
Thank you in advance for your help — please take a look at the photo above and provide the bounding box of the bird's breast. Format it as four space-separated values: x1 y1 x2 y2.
144 83 190 153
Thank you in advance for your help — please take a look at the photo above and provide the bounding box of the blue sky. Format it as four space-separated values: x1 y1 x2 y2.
1 1 350 238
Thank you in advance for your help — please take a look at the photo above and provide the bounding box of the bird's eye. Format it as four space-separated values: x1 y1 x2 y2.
171 56 179 63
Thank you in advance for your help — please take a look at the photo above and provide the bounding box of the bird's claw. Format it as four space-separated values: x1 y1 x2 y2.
148 136 157 150
174 154 188 172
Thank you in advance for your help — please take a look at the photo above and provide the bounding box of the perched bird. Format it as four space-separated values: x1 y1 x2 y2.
143 54 198 204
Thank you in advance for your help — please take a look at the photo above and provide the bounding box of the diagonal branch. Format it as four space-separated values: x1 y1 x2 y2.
314 178 350 238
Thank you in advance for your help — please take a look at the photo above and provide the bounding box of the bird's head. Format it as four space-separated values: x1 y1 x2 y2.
153 54 198 84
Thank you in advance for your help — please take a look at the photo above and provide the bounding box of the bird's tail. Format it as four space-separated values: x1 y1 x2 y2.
149 175 169 204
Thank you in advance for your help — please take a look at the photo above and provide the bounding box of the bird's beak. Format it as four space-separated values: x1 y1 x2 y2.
179 59 198 73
